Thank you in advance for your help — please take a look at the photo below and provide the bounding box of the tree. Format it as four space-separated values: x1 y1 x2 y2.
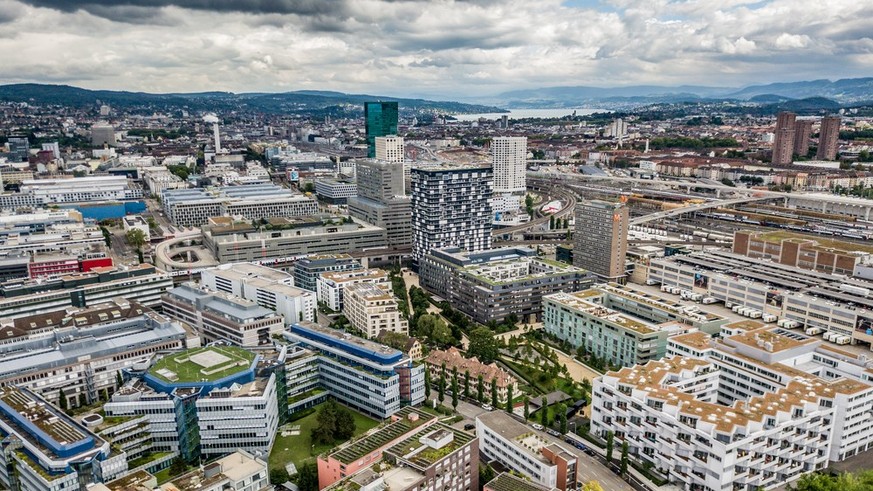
116 370 124 388
540 397 548 426
451 371 459 410
558 403 568 434
270 468 291 485
101 388 110 402
479 463 496 491
57 391 67 413
463 370 471 399
438 365 446 404
525 194 534 216
125 228 146 251
549 215 555 229
477 374 485 403
295 462 319 491
620 440 629 477
491 381 498 409
505 384 514 414
424 367 432 400
523 397 530 420
580 481 605 491
169 456 187 475
606 431 615 463
467 327 499 364
417 314 453 346
311 400 356 445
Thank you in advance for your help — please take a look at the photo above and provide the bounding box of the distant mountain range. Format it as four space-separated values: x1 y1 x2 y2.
490 77 873 108
0 83 506 115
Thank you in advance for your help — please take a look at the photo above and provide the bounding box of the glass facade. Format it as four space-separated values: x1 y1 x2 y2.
364 102 398 158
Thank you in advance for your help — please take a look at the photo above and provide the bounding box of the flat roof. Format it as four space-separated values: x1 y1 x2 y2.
149 346 255 383
330 407 435 464
289 321 403 365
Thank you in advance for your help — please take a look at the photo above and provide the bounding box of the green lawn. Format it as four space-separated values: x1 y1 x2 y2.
269 403 381 472
150 346 255 383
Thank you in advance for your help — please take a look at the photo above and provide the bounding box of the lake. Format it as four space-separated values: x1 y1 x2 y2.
453 108 608 121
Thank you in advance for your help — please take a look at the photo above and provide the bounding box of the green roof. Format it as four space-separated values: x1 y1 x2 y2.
383 423 474 468
485 472 551 491
331 407 434 464
149 346 255 383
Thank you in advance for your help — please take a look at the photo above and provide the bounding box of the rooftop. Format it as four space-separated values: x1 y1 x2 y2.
485 472 555 491
330 407 435 464
750 229 873 255
288 321 403 365
149 346 256 384
384 422 475 470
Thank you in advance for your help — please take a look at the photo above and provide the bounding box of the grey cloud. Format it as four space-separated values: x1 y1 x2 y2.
19 0 346 16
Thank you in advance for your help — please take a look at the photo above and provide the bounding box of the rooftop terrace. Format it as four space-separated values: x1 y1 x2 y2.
330 407 435 465
149 346 255 384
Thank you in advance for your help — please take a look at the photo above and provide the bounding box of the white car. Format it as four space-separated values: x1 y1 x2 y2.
531 423 544 431
482 404 493 411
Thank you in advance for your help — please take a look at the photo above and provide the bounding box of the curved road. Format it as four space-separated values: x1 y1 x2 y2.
494 179 577 236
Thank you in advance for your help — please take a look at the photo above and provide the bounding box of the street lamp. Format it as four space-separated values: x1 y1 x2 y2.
569 421 576 435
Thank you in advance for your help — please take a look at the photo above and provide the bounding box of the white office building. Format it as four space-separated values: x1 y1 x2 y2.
490 136 527 194
375 135 405 163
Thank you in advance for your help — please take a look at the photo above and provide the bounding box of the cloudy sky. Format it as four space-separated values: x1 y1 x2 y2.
0 0 870 98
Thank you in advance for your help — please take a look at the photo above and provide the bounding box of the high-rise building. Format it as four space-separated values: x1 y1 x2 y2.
573 200 628 281
6 136 29 162
348 160 412 248
375 135 405 163
793 119 814 157
91 122 116 147
771 112 796 165
365 102 398 158
490 136 527 194
411 165 493 262
817 115 841 160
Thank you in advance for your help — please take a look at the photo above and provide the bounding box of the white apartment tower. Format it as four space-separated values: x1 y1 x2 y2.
375 135 405 163
490 136 527 194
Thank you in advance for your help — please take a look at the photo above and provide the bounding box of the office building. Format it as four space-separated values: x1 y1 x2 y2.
6 136 30 162
291 254 363 292
772 111 796 165
343 282 408 338
317 407 437 489
0 298 190 408
202 219 387 263
104 345 287 462
283 322 425 418
543 283 726 367
646 249 873 346
490 136 527 194
794 119 814 157
348 159 412 249
200 262 316 325
365 102 399 158
732 230 870 275
91 123 117 147
0 264 173 319
4 176 143 208
419 246 593 324
158 450 269 491
425 348 518 403
162 283 285 347
573 200 628 281
162 184 317 227
0 386 128 491
316 268 389 311
315 179 358 204
476 411 578 491
411 165 493 262
375 135 405 162
817 115 841 160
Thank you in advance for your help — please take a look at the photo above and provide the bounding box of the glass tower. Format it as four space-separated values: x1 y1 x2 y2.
365 101 399 158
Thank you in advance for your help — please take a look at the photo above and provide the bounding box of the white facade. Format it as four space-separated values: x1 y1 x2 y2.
160 450 270 491
490 136 527 194
375 135 405 163
343 282 408 338
316 268 390 311
122 215 151 242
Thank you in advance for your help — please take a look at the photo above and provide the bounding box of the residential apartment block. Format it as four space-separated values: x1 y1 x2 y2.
573 200 628 281
425 348 518 404
490 136 527 194
343 282 408 338
292 254 363 292
419 246 593 324
316 268 389 311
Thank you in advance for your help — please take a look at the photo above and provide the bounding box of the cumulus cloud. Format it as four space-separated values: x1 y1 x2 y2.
0 0 870 97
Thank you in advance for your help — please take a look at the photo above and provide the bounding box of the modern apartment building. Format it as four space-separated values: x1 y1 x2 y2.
419 246 593 324
283 322 425 418
0 264 173 319
646 249 873 347
200 262 316 325
411 165 493 262
291 254 363 292
202 219 387 263
793 119 814 157
364 102 399 158
817 116 841 161
375 135 405 162
772 111 797 165
0 298 190 408
162 283 285 347
476 411 578 491
425 348 518 403
573 200 628 281
343 282 409 338
0 386 128 491
543 283 726 367
316 268 389 311
732 230 869 275
490 136 527 194
103 345 288 463
348 159 412 249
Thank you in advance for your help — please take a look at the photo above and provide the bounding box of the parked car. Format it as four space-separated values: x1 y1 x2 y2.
463 423 475 431
482 404 493 411
546 429 561 437
531 423 544 431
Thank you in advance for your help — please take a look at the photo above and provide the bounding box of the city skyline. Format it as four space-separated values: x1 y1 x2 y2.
0 0 870 98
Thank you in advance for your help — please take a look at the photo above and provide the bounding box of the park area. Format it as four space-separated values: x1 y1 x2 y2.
269 402 380 475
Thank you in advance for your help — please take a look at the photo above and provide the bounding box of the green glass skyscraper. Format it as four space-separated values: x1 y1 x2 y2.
365 101 399 158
